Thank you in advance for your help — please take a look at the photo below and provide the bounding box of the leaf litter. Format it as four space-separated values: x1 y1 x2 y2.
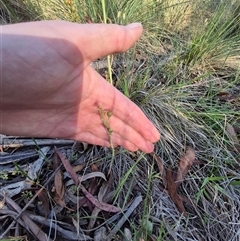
152 146 199 216
0 139 197 240
1 134 239 240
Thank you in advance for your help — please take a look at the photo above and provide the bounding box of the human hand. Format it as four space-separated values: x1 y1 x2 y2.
1 21 160 153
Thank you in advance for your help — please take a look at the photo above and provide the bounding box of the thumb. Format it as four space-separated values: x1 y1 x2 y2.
73 23 143 61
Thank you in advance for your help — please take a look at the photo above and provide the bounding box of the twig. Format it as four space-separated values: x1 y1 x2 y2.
0 137 74 149
27 213 92 240
0 149 39 165
107 194 143 239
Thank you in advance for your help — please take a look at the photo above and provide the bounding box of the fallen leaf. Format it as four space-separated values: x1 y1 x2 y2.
0 191 6 209
226 123 239 144
27 146 50 181
225 123 240 153
94 227 107 241
166 166 186 216
91 164 98 172
88 177 114 230
53 151 65 207
55 148 79 186
87 206 102 230
81 186 120 213
73 197 88 210
150 152 166 187
175 146 196 188
72 141 88 153
65 172 106 187
217 92 239 103
88 164 99 195
87 165 99 212
1 192 53 241
56 148 120 213
233 125 240 134
123 227 132 241
36 189 49 218
73 164 86 173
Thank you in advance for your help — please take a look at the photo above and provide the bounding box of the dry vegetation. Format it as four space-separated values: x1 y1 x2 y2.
0 0 240 240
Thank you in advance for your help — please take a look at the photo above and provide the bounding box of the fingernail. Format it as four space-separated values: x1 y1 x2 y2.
127 23 142 29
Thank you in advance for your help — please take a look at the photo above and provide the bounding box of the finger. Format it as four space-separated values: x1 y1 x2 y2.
80 113 155 153
71 112 148 152
88 70 160 143
70 23 143 61
75 131 140 152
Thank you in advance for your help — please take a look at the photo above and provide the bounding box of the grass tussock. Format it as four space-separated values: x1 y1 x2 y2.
1 0 240 240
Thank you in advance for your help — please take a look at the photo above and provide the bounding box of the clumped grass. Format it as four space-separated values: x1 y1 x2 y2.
1 0 240 240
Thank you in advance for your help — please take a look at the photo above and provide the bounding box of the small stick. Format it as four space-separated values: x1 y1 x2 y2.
107 194 143 239
1 138 74 149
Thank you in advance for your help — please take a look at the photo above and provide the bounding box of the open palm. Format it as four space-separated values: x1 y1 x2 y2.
1 21 160 152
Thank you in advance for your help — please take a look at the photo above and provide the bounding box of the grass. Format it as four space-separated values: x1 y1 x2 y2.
1 0 240 240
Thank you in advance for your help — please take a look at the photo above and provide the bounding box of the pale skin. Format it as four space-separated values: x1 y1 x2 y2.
0 21 160 153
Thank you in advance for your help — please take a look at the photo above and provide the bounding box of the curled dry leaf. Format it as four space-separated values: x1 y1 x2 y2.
175 146 196 188
65 172 106 187
166 166 186 217
72 141 88 153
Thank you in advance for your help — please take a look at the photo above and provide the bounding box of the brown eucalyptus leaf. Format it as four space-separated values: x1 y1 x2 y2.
150 152 166 187
226 123 239 144
53 151 65 207
55 148 79 186
73 164 86 173
56 148 119 212
166 166 186 216
73 197 88 210
175 146 195 188
217 92 239 102
87 207 101 230
89 179 114 230
81 186 120 213
91 164 98 172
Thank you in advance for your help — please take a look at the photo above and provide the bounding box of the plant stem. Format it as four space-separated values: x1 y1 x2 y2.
101 0 113 85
